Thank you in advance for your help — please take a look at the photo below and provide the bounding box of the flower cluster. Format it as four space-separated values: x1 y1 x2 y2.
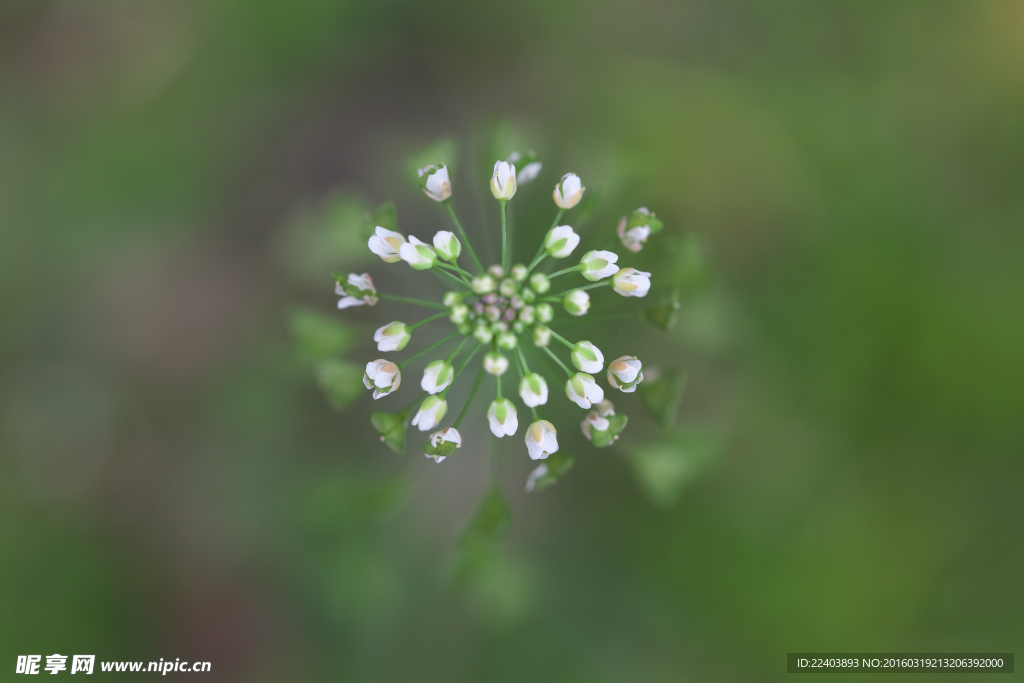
335 154 663 491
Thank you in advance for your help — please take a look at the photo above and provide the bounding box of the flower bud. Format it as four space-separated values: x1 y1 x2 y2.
374 322 411 352
483 351 509 376
617 207 663 253
411 395 447 431
535 302 554 323
487 398 519 437
363 359 401 400
484 305 501 322
473 325 494 345
456 321 472 335
508 151 542 184
579 250 619 281
580 410 611 441
335 272 378 309
519 372 549 407
368 226 407 263
399 235 438 270
432 230 461 262
449 303 469 324
529 273 551 294
553 173 584 209
443 291 465 307
510 263 528 281
471 274 496 294
520 287 537 304
490 160 517 200
497 331 517 350
423 427 461 462
562 289 590 316
612 267 652 297
525 420 559 460
570 341 604 373
421 360 455 394
544 225 580 258
532 324 552 347
417 164 452 202
512 321 525 334
596 399 615 417
499 278 517 297
565 372 604 409
607 355 643 392
518 305 536 325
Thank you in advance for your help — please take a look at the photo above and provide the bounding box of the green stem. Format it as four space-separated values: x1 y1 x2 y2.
548 264 583 280
407 311 449 331
542 344 573 377
435 266 472 290
495 373 503 400
398 332 462 369
514 343 532 376
452 364 486 429
403 390 428 420
548 281 610 299
376 292 447 309
436 261 474 281
547 328 574 349
445 200 483 274
549 207 566 232
440 343 483 398
500 200 508 273
446 335 472 363
527 250 547 275
530 406 539 422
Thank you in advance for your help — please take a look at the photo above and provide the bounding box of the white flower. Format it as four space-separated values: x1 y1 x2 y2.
525 419 558 460
553 173 584 209
607 355 644 392
487 398 518 437
544 225 580 258
617 217 651 253
532 324 551 347
421 360 454 394
579 250 619 281
425 427 461 462
418 164 452 202
580 411 610 441
374 322 411 352
473 325 493 344
529 273 551 293
563 289 590 316
496 331 517 350
483 351 509 376
363 359 401 400
432 230 461 262
399 235 438 270
449 303 469 324
612 267 651 297
335 272 378 309
443 291 465 307
368 226 406 263
490 160 517 200
565 372 604 409
535 303 554 323
570 341 604 373
519 372 548 407
411 395 447 431
471 274 496 294
525 463 548 492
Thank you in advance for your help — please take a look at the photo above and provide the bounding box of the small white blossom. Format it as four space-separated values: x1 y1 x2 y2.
472 274 496 294
421 360 454 394
596 399 615 416
612 267 651 297
368 226 407 263
490 160 517 200
617 212 652 253
519 372 549 407
363 359 401 399
580 250 619 281
581 410 611 441
566 372 604 409
525 463 548 492
532 324 552 347
497 331 517 350
418 164 452 202
487 398 518 437
473 325 494 344
571 341 604 373
508 151 543 184
536 302 554 323
336 272 378 309
432 230 461 262
529 272 551 293
425 427 461 462
510 263 528 281
450 303 469 324
374 322 411 352
443 291 465 307
525 419 559 460
399 235 438 270
607 355 644 392
544 225 580 258
563 289 590 316
412 395 447 431
553 173 584 209
484 351 509 376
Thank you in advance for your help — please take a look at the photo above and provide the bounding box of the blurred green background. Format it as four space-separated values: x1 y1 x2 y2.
1 1 1022 680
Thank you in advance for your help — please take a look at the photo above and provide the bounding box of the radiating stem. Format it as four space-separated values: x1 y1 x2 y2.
439 342 483 399
452 364 485 429
435 261 474 281
446 335 472 363
548 264 583 280
407 311 448 331
376 292 447 309
398 332 462 369
542 344 573 377
435 266 472 290
445 200 483 274
500 200 508 273
547 328 574 350
547 281 611 299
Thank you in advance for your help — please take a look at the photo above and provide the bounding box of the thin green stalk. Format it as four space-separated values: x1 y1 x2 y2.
445 200 483 273
398 332 461 369
500 200 508 273
452 364 486 429
435 261 474 281
403 390 428 421
527 249 547 275
407 311 449 331
548 281 611 299
548 264 583 280
547 328 575 350
376 292 447 309
541 344 573 377
435 266 472 290
446 335 472 363
495 373 503 400
440 343 483 399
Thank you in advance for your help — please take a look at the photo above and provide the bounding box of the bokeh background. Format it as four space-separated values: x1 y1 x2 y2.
2 1 1023 680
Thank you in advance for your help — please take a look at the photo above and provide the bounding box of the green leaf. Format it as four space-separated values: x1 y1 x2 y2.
405 138 458 186
316 360 363 410
459 487 511 547
527 451 575 491
639 287 681 330
625 431 719 508
638 367 686 429
370 411 409 454
290 309 356 364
